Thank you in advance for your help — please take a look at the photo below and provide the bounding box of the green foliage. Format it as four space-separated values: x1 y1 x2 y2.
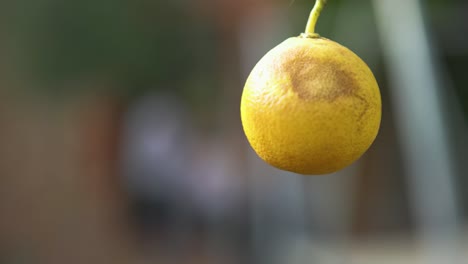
8 0 219 101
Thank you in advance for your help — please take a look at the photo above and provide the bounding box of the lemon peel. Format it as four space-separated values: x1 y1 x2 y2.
240 0 381 175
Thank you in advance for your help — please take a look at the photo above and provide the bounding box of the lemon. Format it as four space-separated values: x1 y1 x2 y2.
240 1 381 175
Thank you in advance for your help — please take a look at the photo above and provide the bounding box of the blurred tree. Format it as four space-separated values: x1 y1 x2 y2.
7 0 219 103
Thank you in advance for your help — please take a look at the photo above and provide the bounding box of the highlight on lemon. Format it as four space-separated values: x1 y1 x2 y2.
240 0 381 175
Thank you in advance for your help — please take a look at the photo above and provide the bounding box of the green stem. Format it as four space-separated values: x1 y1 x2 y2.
304 0 328 35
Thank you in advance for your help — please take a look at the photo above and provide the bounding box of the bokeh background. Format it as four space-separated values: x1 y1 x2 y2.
0 0 467 263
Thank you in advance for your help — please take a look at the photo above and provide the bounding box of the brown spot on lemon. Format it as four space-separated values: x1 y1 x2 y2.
288 60 358 102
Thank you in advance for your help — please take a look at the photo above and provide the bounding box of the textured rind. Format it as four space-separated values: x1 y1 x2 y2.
240 37 382 175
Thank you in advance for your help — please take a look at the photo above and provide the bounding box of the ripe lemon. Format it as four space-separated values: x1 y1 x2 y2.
240 35 381 175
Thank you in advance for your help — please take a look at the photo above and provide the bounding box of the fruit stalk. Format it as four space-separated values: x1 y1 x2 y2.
304 0 328 36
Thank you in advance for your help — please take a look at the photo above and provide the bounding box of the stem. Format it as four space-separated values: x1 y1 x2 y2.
304 0 328 35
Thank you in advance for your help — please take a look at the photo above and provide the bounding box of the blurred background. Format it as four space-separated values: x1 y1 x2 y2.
0 0 467 263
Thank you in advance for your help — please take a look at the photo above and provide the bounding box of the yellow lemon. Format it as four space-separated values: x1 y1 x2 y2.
240 34 381 175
